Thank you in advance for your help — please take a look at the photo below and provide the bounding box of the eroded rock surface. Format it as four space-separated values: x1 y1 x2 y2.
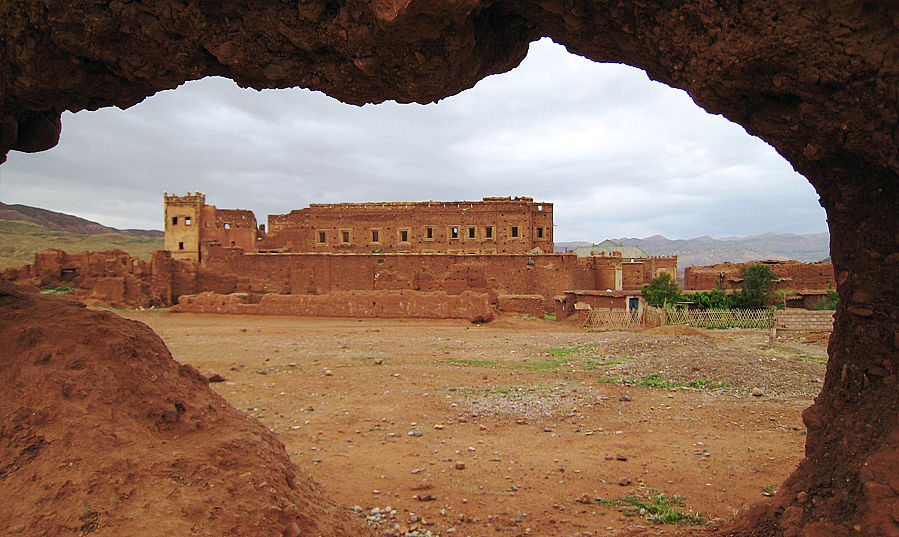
0 281 373 537
1 2 897 536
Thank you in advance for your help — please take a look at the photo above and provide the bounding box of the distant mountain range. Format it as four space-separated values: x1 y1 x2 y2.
555 232 830 268
0 202 163 269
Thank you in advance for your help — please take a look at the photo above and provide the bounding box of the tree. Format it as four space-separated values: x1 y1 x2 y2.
642 272 682 307
734 263 777 308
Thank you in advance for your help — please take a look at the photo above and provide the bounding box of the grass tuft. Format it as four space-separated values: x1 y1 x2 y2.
599 489 703 526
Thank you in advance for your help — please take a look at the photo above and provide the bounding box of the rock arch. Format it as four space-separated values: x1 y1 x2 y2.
2 2 896 535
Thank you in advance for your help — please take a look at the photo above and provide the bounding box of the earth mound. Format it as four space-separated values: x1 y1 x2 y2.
0 280 371 537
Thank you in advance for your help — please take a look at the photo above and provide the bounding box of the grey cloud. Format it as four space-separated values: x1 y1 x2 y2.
0 38 826 240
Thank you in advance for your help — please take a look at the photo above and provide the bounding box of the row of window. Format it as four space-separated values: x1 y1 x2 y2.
316 226 549 245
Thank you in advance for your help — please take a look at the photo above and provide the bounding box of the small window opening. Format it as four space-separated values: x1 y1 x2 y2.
178 242 184 250
511 226 519 238
400 230 409 242
451 227 459 239
342 231 350 243
185 216 191 226
372 230 380 242
468 227 476 239
426 227 434 239
486 226 493 239
318 231 326 243
224 223 231 230
230 240 235 246
171 216 178 226
537 227 544 238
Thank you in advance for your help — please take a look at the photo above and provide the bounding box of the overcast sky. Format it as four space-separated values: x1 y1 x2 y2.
0 38 827 241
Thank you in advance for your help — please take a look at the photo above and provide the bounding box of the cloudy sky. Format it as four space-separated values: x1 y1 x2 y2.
0 38 827 242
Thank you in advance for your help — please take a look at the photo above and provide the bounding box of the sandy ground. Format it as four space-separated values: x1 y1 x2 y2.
122 311 828 536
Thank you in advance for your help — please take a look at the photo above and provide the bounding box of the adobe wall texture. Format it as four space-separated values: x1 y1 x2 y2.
262 197 553 254
684 260 836 291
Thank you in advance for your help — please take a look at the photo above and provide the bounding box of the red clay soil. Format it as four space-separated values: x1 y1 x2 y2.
0 280 372 537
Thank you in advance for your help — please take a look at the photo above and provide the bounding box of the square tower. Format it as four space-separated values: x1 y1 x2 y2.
164 192 205 261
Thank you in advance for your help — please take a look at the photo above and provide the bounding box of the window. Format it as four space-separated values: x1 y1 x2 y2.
178 242 184 250
318 231 326 244
485 226 493 239
400 229 409 242
426 227 434 239
171 216 178 226
468 227 476 239
537 227 543 238
341 230 350 243
371 230 380 243
511 226 519 238
185 216 191 226
450 227 459 239
224 223 231 230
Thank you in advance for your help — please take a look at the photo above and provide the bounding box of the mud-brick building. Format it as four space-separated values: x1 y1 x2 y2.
261 197 553 254
164 192 258 261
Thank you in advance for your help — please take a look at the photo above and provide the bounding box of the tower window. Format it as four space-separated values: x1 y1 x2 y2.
178 242 184 250
400 229 409 242
537 227 543 238
485 226 493 239
468 227 476 239
171 216 178 226
372 230 380 243
426 227 434 239
511 226 519 238
451 227 459 239
318 231 326 243
342 230 350 243
185 217 191 226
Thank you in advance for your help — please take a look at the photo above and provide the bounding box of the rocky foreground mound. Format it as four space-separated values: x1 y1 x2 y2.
0 280 371 537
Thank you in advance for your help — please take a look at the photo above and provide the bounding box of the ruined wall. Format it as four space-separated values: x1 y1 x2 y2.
684 260 835 291
262 197 553 254
3 248 193 309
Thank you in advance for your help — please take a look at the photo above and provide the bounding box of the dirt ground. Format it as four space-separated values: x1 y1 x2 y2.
122 310 828 537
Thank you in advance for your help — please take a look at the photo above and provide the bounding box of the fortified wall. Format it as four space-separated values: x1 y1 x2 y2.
684 260 835 291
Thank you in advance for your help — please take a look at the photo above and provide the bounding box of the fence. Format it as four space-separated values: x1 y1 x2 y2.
581 308 644 330
665 308 774 329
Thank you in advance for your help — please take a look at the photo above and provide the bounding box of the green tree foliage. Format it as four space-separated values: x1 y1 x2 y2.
734 263 777 308
688 283 733 309
642 273 682 307
812 282 840 310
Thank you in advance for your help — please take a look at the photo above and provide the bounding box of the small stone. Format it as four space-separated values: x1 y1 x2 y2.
515 419 527 425
415 493 436 501
207 373 226 382
618 477 631 486
752 388 764 397
454 462 466 470
434 424 445 430
374 358 384 365
619 395 632 402
543 427 552 432
615 454 628 461
324 369 333 376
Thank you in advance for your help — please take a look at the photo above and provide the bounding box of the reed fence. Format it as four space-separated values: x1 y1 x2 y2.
664 308 774 329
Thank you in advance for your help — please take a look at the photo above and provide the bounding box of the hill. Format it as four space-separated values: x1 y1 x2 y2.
611 232 830 267
0 201 162 238
0 203 163 269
